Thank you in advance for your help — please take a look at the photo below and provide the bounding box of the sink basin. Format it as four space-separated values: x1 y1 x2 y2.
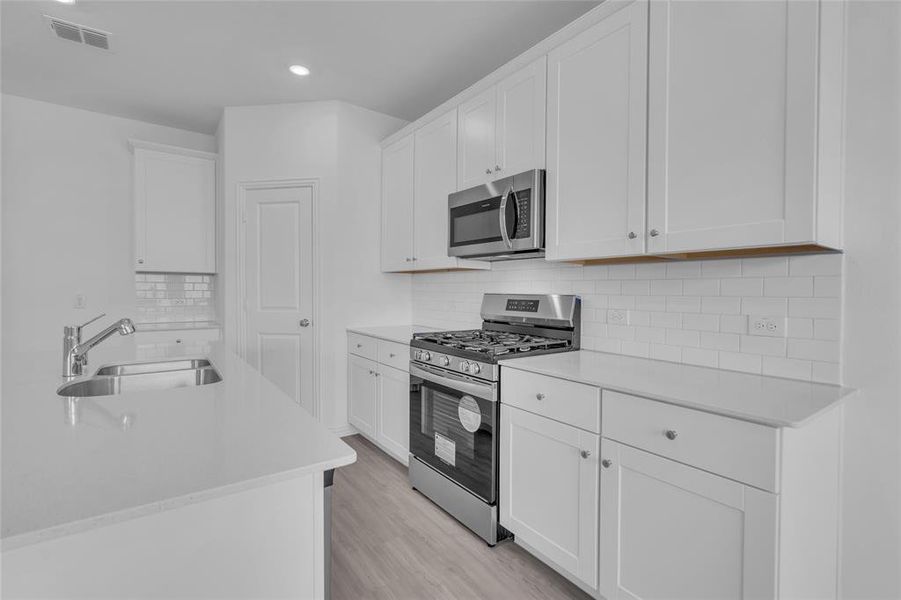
58 363 222 398
95 358 212 377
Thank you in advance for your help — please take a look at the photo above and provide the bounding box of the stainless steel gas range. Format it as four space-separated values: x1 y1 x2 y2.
408 293 581 545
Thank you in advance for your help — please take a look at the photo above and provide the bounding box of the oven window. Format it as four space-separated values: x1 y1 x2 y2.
449 197 502 247
409 376 496 503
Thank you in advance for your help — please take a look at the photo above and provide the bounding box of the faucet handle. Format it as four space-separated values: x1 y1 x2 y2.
78 313 107 331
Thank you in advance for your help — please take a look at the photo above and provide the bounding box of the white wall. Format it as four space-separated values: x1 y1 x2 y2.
839 3 901 598
1 95 216 382
219 101 410 431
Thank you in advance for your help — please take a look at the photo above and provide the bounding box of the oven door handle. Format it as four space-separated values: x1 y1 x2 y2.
498 185 515 249
410 363 498 402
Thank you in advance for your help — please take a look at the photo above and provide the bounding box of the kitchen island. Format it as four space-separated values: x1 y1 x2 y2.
2 342 355 599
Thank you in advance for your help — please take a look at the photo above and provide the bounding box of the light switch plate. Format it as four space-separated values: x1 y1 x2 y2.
74 294 87 309
750 315 785 337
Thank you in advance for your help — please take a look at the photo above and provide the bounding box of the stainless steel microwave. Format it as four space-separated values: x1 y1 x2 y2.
447 169 545 260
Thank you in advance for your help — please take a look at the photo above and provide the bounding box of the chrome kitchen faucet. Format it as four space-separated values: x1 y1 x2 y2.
62 313 136 379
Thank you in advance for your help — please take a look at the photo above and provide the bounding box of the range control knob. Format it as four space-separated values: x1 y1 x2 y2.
414 350 422 360
421 351 431 362
440 356 450 366
461 361 470 373
470 363 481 374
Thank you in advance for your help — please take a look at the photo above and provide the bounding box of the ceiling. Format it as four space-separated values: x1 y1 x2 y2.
1 1 598 134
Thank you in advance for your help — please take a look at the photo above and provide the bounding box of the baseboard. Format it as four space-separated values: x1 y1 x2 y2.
329 424 358 438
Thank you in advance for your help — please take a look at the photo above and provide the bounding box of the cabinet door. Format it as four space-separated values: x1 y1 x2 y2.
457 87 497 190
134 148 216 273
500 405 599 591
376 365 410 463
495 56 547 177
347 354 378 438
599 439 778 600
413 108 458 270
546 0 648 261
646 0 818 253
380 134 415 272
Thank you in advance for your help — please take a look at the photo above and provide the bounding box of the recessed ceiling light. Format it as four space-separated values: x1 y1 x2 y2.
55 0 76 4
289 64 310 77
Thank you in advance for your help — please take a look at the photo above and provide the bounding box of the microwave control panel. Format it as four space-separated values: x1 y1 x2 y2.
513 190 531 239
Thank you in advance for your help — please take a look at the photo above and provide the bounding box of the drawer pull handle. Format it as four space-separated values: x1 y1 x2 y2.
664 429 678 440
535 393 545 401
601 459 612 469
580 450 591 459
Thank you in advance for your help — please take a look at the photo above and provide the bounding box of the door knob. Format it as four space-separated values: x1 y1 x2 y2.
299 319 311 327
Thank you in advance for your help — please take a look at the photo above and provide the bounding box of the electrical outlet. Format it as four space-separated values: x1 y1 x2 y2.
74 294 87 309
750 315 785 338
608 309 627 325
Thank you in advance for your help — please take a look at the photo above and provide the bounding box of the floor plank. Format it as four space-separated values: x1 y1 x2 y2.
332 435 592 600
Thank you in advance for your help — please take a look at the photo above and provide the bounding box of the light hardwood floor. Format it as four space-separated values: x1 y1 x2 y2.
332 435 592 600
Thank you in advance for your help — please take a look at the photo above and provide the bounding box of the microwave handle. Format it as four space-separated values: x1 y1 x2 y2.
499 185 515 249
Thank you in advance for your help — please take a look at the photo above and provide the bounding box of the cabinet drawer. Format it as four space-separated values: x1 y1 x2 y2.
378 340 409 372
602 391 780 492
347 332 378 361
134 328 220 345
501 368 601 434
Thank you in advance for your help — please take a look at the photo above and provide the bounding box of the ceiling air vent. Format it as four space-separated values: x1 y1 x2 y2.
44 15 112 51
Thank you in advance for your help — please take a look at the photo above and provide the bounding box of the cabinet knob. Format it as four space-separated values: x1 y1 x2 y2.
299 319 311 327
580 450 591 459
628 232 637 239
535 393 545 401
601 459 612 469
389 353 396 358
664 429 678 440
494 165 501 172
356 343 362 348
649 229 660 237
485 168 493 175
137 259 144 265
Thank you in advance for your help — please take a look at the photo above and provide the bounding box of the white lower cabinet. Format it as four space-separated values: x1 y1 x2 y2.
598 439 778 600
376 364 410 461
347 354 378 438
500 404 599 593
347 333 410 464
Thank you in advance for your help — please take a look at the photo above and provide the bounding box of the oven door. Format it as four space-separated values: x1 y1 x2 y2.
409 362 498 503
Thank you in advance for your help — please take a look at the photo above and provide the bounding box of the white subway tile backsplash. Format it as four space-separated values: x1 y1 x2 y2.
135 273 217 324
412 255 842 383
764 277 814 297
721 278 764 297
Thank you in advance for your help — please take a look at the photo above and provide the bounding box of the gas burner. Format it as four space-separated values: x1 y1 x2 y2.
413 329 571 360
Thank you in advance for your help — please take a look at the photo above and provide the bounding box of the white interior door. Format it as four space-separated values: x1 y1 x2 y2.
243 183 315 414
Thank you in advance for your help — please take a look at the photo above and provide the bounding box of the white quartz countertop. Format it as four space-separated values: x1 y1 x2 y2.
2 343 356 550
346 324 438 345
499 350 856 428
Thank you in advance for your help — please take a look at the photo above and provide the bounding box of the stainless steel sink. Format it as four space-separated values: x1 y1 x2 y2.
57 361 222 398
95 358 213 376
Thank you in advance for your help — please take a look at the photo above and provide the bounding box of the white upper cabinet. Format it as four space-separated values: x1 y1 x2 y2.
458 57 548 190
132 140 216 273
457 88 497 190
495 56 547 178
380 133 415 271
546 0 649 261
646 0 821 253
414 108 459 270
